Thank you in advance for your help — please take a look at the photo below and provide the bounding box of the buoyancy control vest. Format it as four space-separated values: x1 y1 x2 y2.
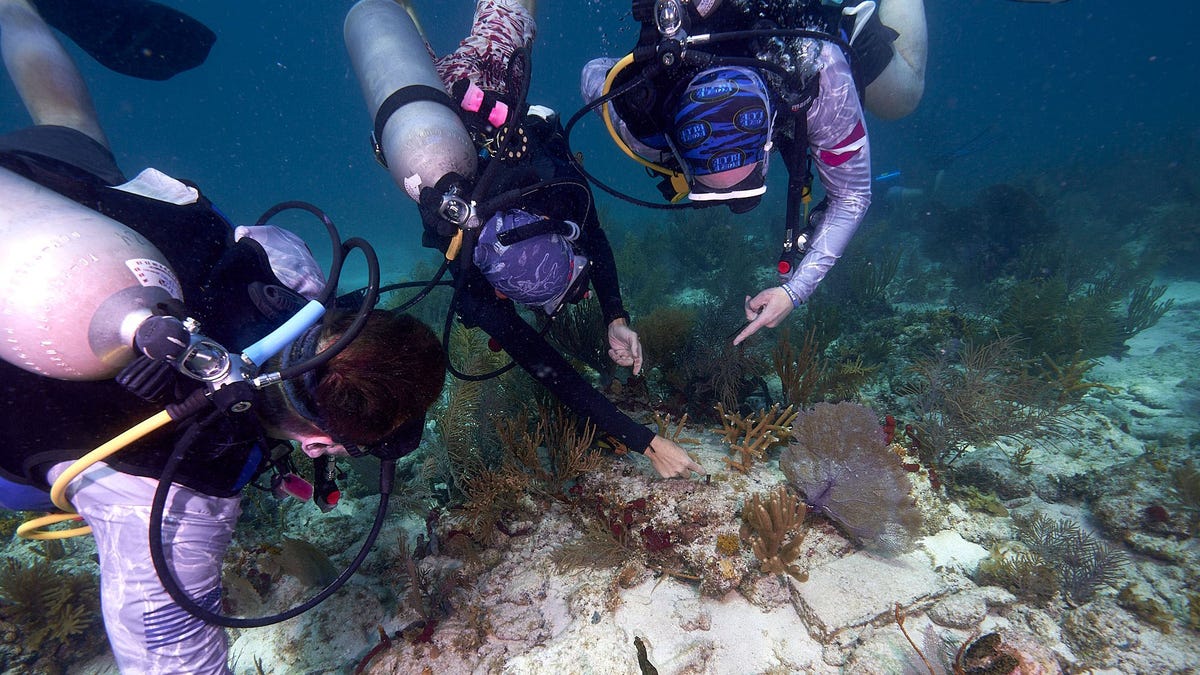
419 77 599 254
0 148 298 496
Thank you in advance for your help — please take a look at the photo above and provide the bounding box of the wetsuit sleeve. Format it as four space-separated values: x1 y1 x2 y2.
577 221 630 325
783 44 872 304
233 225 327 300
456 274 654 452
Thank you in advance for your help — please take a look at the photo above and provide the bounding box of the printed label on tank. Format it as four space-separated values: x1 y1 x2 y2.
126 258 183 300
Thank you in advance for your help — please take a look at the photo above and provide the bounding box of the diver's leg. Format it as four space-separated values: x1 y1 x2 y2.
51 461 239 674
433 0 537 93
0 0 108 146
864 0 927 120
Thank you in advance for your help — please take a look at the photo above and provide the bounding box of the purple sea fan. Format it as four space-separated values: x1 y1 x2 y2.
780 401 923 554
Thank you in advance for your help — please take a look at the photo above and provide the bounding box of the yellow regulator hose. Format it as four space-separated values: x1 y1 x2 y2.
17 409 174 540
601 53 687 188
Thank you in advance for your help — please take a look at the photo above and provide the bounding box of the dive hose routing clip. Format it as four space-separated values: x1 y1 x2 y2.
438 184 480 262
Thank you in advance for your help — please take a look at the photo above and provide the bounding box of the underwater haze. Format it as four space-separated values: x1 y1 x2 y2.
4 1 1200 673
0 1 1194 286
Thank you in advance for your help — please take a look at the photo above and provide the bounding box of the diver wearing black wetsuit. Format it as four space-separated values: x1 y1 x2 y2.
394 0 704 477
447 111 656 456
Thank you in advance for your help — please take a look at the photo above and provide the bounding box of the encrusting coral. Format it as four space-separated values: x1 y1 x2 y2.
780 401 923 554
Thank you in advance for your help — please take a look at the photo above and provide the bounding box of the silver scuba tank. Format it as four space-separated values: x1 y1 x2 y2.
0 167 182 380
344 0 477 201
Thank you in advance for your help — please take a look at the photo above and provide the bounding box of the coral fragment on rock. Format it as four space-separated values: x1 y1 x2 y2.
739 486 809 581
715 403 797 473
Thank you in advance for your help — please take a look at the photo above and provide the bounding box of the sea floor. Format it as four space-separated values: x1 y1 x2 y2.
26 280 1200 674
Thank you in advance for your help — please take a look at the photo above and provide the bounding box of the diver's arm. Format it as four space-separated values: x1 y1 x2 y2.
580 224 642 374
734 49 871 346
784 44 871 305
578 224 629 326
458 280 654 450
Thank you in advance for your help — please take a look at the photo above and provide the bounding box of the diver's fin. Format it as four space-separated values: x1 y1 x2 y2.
30 0 215 81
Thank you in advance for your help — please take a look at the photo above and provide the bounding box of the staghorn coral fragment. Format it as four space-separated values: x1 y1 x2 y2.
739 486 809 582
653 411 700 445
714 403 797 473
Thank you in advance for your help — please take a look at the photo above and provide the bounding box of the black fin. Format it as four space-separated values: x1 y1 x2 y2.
31 0 215 80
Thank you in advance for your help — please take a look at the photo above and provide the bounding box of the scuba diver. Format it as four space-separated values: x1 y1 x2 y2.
344 0 707 479
0 0 446 671
578 0 927 344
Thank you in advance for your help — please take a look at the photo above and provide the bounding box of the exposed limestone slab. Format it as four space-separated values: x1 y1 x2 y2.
791 551 950 641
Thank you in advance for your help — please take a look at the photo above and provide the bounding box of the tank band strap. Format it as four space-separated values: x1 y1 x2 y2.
496 218 580 247
371 84 457 168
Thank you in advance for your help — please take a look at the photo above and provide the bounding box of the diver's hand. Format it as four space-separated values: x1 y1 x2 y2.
646 435 707 479
607 318 643 375
732 288 795 345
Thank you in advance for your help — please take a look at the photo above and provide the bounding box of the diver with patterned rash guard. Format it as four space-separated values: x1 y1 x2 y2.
0 1 447 671
581 0 926 344
346 0 706 478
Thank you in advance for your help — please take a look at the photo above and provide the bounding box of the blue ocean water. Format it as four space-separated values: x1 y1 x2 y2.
3 3 1200 672
1 1 1195 286
0 11 1191 465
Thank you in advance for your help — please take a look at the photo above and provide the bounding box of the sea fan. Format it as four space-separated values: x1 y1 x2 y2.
780 401 923 554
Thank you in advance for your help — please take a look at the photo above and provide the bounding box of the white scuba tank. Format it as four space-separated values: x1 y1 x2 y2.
0 167 182 380
344 0 477 201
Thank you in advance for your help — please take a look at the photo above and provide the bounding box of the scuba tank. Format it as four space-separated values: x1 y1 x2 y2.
0 167 182 380
344 0 477 201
